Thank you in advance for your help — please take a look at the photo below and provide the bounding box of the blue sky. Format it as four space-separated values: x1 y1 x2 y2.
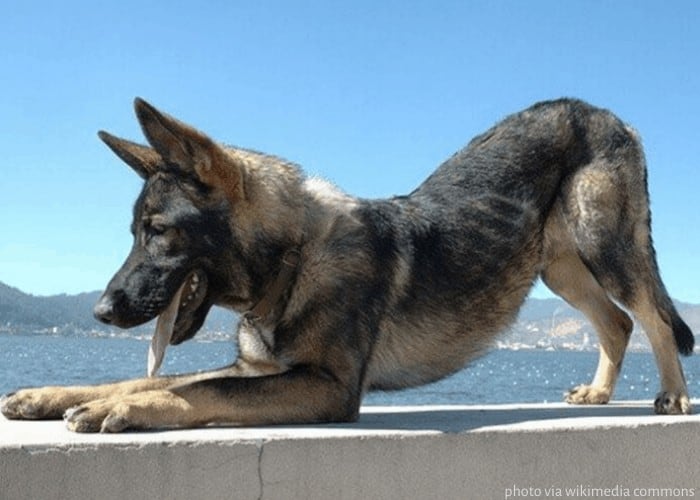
1 1 698 302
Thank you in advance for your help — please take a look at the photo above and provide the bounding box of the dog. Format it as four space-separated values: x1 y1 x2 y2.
1 98 694 432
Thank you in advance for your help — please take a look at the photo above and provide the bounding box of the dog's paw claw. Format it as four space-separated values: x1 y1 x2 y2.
101 413 131 433
63 405 85 422
64 403 108 433
654 391 692 415
64 400 139 433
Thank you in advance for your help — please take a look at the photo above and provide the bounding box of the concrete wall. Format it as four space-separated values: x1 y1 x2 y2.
2 402 699 500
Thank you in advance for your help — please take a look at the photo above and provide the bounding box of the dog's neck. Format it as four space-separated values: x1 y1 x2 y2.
244 249 301 323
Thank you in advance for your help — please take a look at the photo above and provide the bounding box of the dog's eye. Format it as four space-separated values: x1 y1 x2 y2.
141 215 167 234
149 223 167 235
140 220 168 245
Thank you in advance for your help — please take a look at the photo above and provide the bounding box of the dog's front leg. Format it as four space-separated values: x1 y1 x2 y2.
1 357 291 422
1 376 193 421
64 365 360 432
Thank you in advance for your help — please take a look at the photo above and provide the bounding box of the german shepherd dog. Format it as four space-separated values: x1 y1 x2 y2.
1 98 694 432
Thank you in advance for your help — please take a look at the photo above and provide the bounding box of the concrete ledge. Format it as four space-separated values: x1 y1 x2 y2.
2 402 700 500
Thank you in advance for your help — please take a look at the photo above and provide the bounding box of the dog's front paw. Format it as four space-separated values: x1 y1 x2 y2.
565 384 611 405
64 400 115 433
65 390 192 432
1 388 73 420
654 391 692 415
65 399 137 433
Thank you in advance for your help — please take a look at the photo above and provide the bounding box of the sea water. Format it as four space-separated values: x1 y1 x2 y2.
1 334 699 405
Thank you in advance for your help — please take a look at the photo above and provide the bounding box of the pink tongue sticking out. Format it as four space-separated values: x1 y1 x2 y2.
147 281 187 377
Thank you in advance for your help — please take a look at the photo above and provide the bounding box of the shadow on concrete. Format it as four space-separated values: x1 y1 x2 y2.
335 403 658 433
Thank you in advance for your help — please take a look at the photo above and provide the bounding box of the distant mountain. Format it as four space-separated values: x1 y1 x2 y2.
0 281 100 331
0 281 236 338
1 280 698 351
504 297 700 352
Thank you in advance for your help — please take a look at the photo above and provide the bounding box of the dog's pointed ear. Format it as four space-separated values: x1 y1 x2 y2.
98 131 163 179
133 98 244 203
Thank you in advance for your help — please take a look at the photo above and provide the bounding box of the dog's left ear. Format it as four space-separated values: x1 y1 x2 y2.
134 98 245 204
98 131 164 179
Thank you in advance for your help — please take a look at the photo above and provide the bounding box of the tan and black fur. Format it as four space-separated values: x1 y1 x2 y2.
1 98 694 432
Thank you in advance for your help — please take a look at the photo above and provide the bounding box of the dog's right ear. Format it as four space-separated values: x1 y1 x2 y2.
98 131 163 179
133 98 245 205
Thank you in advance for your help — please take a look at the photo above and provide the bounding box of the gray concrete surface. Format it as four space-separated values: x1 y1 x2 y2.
2 402 699 500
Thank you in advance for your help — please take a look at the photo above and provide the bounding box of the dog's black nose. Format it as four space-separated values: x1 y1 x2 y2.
93 296 115 324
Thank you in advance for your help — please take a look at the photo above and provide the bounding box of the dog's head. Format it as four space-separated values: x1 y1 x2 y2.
94 99 302 344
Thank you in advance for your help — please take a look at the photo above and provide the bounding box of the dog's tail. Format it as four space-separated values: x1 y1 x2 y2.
672 313 695 356
654 278 695 356
667 299 695 356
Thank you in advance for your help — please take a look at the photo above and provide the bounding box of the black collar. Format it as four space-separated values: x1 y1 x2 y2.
245 249 300 322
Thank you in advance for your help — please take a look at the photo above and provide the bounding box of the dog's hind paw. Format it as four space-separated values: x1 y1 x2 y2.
654 391 692 415
565 385 611 405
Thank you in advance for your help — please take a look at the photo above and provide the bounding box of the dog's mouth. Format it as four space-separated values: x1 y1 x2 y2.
148 270 209 376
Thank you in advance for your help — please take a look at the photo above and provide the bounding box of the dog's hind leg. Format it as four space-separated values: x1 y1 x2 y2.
630 290 693 414
542 207 633 405
559 151 694 414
